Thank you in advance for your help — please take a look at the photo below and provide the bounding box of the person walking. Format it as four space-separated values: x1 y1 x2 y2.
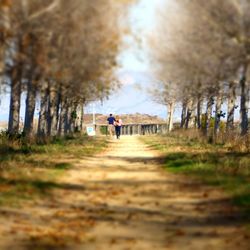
114 116 122 139
107 114 115 137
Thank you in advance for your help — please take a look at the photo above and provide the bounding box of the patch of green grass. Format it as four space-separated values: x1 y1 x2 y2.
166 156 250 214
141 134 250 216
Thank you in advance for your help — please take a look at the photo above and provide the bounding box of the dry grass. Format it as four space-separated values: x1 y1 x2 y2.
172 129 250 152
0 133 108 207
141 133 250 215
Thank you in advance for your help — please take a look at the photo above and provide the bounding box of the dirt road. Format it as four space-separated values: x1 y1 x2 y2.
1 136 249 249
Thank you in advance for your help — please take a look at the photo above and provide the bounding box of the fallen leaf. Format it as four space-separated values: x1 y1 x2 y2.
175 229 186 236
110 238 117 244
203 192 209 198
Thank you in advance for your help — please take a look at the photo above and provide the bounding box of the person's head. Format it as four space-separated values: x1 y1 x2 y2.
109 114 113 117
116 115 120 120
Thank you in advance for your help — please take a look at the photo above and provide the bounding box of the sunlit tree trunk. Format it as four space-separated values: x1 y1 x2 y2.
226 81 236 131
167 101 175 132
190 99 196 128
185 99 195 129
24 80 36 136
58 87 68 136
75 102 83 132
240 64 249 135
58 98 67 136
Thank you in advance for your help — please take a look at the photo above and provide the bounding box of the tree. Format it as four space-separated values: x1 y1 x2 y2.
1 0 136 138
148 0 249 138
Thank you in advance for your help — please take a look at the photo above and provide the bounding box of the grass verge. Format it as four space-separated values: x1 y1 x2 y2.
141 134 250 216
0 134 108 207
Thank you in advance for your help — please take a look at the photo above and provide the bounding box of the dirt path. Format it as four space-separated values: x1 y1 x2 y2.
0 136 249 249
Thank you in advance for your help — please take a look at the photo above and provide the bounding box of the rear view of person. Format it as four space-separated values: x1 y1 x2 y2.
107 114 115 137
114 116 122 139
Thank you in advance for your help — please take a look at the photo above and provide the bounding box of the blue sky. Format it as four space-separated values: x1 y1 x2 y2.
86 0 169 119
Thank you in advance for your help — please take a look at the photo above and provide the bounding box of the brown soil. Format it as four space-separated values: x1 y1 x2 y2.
0 136 249 250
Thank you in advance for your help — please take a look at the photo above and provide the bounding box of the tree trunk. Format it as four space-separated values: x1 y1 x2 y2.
58 87 68 136
58 99 67 136
69 105 75 133
55 90 61 133
190 99 196 128
8 36 23 135
38 80 49 137
80 102 84 131
203 96 214 135
65 105 72 134
24 80 36 136
167 102 175 132
197 97 203 129
214 94 223 138
75 102 83 132
226 81 236 131
180 101 187 128
8 75 22 135
185 99 196 129
47 81 58 136
8 48 23 135
240 64 249 135
185 101 191 129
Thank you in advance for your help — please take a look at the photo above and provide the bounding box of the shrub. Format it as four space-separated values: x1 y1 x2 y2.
99 126 108 135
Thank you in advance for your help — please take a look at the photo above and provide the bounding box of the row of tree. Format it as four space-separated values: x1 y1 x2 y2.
150 0 250 137
0 0 133 138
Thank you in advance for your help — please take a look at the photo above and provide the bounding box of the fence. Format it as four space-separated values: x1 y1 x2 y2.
90 124 168 136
